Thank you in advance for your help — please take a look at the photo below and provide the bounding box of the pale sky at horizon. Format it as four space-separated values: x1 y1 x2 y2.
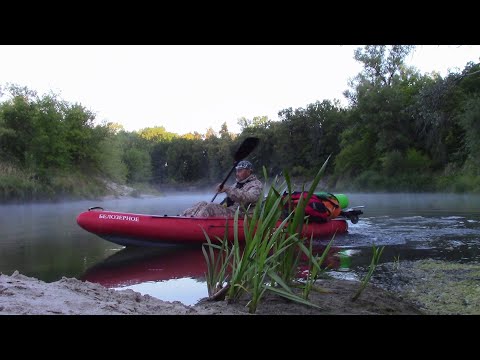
0 45 478 135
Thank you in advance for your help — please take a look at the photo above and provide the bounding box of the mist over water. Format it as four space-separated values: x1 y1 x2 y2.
1 192 479 305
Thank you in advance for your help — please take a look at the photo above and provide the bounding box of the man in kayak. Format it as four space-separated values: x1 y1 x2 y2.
181 160 263 217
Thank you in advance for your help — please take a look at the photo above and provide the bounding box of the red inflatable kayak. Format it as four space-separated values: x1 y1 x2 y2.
76 208 349 247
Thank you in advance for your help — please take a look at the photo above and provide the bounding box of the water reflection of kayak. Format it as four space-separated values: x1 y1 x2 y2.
81 243 351 289
81 246 207 288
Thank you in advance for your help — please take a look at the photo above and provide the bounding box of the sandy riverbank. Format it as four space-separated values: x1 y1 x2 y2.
2 259 478 315
0 270 421 315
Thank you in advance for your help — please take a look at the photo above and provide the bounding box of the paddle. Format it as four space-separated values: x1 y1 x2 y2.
211 137 260 202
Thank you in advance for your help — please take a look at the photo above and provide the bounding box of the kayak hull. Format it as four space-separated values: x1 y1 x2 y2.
76 209 348 247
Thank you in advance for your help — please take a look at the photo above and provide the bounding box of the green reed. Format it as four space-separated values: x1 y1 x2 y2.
299 233 336 300
201 227 233 300
203 156 337 313
351 244 385 301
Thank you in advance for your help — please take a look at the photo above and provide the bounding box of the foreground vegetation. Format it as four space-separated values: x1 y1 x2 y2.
1 46 479 202
202 165 328 313
202 160 382 313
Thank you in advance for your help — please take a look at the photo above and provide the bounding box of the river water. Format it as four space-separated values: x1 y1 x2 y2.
1 192 479 306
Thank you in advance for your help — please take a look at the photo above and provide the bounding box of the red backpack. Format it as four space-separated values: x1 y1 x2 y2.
283 191 341 223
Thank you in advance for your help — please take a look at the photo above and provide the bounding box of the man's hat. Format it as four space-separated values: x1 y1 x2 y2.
236 160 253 170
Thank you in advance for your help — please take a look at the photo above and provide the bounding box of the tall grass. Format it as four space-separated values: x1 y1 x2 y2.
201 226 233 300
202 156 335 313
299 234 336 300
202 155 384 313
351 244 385 301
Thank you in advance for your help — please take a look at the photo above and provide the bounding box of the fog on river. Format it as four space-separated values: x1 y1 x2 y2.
1 192 479 305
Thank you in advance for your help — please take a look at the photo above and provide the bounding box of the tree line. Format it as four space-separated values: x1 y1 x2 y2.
1 45 479 201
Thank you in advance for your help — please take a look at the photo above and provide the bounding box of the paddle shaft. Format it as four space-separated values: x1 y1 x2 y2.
211 162 238 202
210 137 259 203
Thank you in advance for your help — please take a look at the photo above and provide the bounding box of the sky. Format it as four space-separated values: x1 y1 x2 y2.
0 45 478 135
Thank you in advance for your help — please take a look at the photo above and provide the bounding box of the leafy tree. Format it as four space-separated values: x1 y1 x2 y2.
165 138 206 183
0 85 37 166
336 45 418 181
123 147 152 183
151 141 171 183
138 126 176 142
96 133 128 183
205 127 217 139
457 95 480 173
219 122 232 140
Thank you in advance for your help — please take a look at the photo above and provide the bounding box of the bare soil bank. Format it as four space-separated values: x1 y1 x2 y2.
0 271 421 315
2 259 477 315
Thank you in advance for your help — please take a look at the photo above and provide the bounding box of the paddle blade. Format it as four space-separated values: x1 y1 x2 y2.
234 137 260 162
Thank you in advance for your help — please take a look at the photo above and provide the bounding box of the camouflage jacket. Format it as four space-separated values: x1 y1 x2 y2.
223 174 263 212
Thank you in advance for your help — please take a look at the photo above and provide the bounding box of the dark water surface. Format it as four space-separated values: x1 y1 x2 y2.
1 192 479 306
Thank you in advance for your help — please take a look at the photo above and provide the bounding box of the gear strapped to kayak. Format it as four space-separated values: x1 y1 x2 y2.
282 191 342 223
